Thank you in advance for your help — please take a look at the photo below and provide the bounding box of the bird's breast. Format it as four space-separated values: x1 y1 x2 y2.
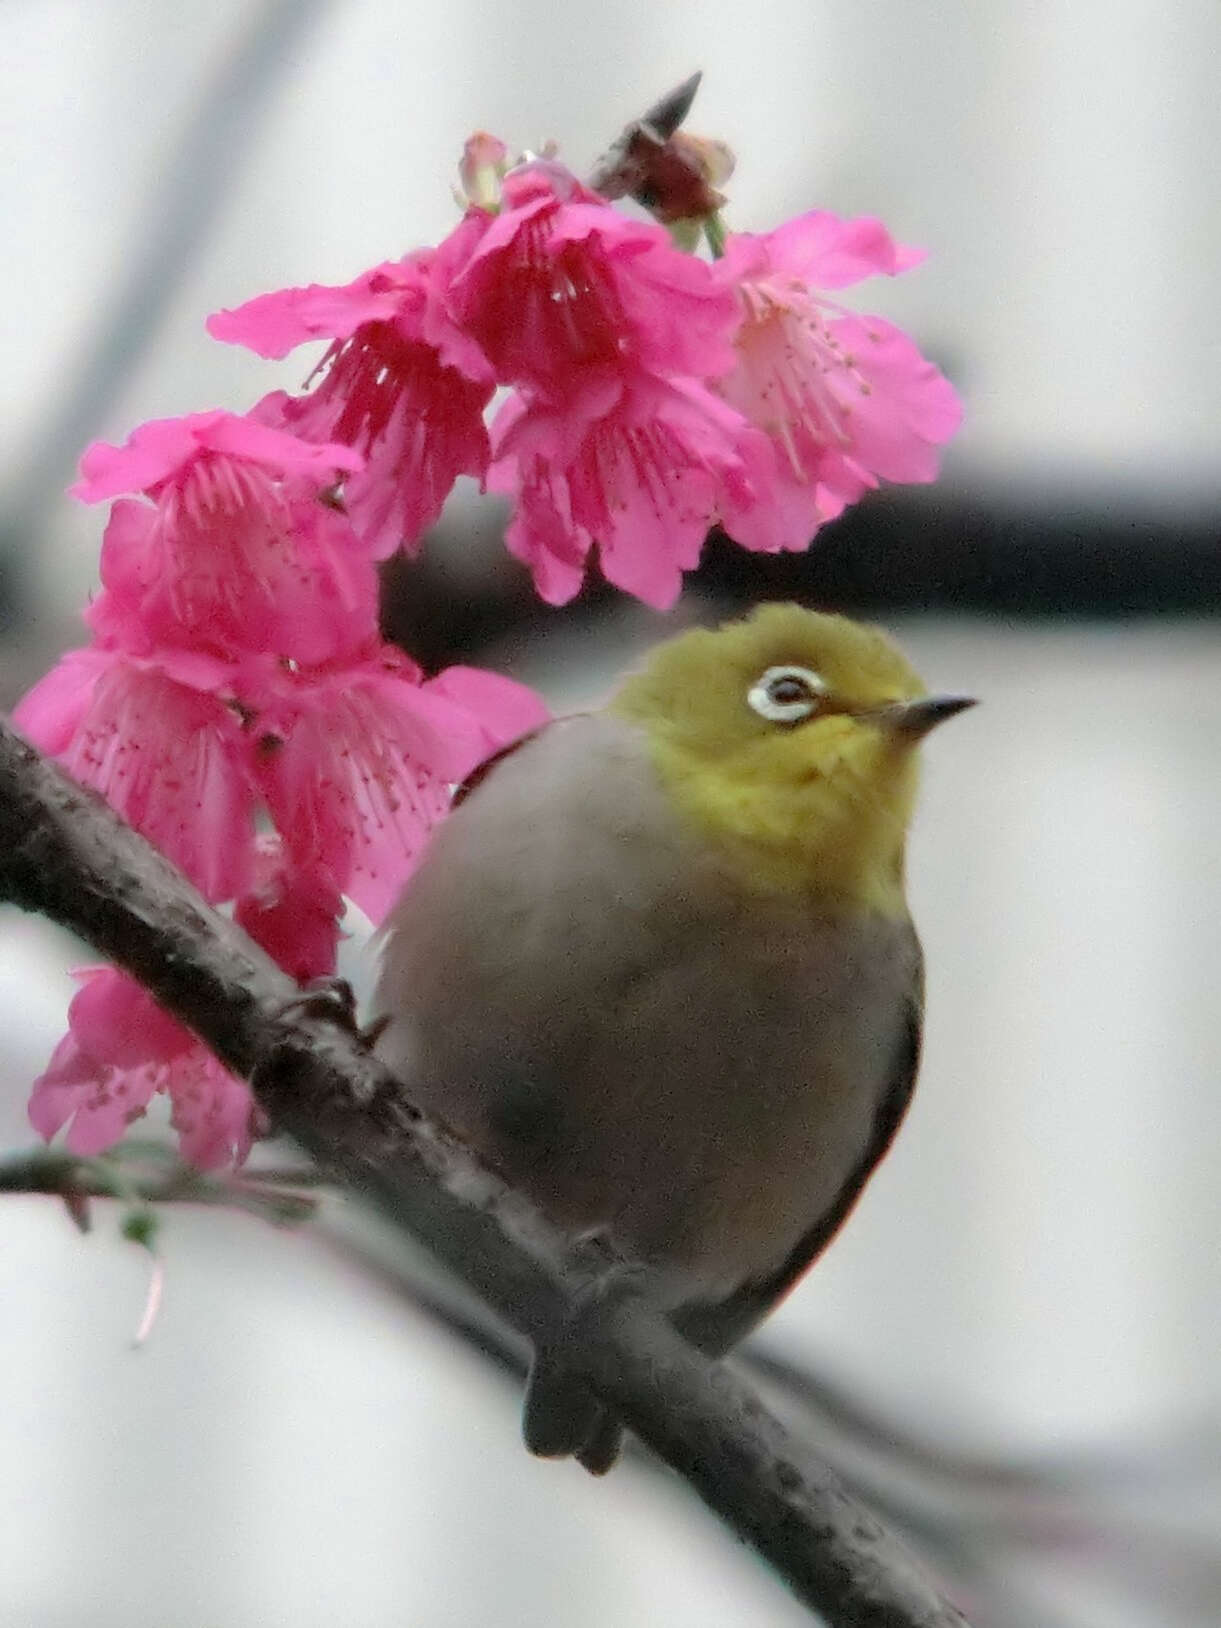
373 713 920 1306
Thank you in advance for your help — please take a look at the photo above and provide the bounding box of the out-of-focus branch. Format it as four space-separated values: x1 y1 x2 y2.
1 0 334 571
0 1144 323 1229
0 714 969 1628
6 1135 1217 1628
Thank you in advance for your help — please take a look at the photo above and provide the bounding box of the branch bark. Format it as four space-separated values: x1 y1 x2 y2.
0 715 969 1628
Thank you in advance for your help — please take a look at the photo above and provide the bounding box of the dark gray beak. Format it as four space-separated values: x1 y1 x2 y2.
869 695 978 739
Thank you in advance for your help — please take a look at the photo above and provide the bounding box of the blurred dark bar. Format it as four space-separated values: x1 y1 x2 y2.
382 487 1221 671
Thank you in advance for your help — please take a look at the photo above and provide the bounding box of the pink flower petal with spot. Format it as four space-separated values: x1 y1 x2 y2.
718 429 857 556
29 965 256 1169
254 651 548 922
712 215 961 553
166 1049 255 1170
820 313 964 485
29 1029 161 1155
489 372 752 609
73 409 360 503
210 247 494 555
88 471 380 666
15 649 256 902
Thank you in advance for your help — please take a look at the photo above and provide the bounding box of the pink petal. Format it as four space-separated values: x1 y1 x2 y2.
723 211 925 291
719 430 857 554
490 372 750 609
206 262 420 358
20 650 257 901
501 478 589 606
29 1030 159 1156
68 967 192 1067
312 355 491 556
235 843 344 983
72 409 361 503
74 414 223 502
193 414 363 480
13 647 110 756
165 1048 254 1169
423 666 551 745
826 314 963 483
96 498 159 604
258 680 451 923
29 965 252 1168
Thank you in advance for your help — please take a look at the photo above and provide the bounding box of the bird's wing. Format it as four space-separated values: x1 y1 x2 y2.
673 961 924 1357
450 722 556 808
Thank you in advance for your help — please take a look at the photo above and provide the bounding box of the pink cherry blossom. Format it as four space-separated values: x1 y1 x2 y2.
713 210 962 553
249 648 549 923
447 159 740 393
74 412 374 666
29 968 254 1169
488 371 752 608
208 242 494 557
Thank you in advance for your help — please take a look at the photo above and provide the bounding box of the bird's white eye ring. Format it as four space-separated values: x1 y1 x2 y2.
747 665 827 724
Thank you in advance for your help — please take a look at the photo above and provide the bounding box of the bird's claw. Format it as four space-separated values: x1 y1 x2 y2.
272 977 388 1050
521 1232 657 1475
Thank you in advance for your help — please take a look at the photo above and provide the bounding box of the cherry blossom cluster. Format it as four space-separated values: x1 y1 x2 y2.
210 142 960 608
16 412 546 1164
16 122 960 1168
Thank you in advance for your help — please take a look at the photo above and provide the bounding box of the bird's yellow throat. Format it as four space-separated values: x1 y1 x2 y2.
632 718 920 918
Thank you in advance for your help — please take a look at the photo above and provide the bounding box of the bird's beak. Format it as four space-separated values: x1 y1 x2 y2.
864 695 978 739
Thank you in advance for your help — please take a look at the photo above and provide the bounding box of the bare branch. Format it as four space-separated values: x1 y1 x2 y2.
0 716 969 1628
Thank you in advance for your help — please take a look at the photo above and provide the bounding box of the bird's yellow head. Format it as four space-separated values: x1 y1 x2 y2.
612 604 973 916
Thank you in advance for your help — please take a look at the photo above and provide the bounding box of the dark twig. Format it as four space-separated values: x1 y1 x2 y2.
0 715 968 1628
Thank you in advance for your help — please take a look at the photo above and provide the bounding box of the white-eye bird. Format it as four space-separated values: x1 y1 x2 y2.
372 603 973 1471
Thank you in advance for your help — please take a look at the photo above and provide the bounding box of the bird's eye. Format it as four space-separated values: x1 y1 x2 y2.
747 665 827 724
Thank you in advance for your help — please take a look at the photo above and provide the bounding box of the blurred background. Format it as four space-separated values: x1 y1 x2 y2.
1 2 1220 1624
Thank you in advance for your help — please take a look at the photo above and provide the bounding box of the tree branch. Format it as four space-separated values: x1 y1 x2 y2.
0 715 969 1628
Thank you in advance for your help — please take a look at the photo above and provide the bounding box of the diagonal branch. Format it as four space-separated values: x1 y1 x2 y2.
0 714 969 1628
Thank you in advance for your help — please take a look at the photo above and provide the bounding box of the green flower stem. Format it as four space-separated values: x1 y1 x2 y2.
703 212 728 259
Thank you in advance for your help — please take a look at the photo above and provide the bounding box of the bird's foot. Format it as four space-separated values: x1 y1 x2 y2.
523 1231 657 1476
272 976 388 1050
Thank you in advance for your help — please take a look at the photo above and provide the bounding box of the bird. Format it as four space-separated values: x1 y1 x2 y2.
371 602 973 1472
